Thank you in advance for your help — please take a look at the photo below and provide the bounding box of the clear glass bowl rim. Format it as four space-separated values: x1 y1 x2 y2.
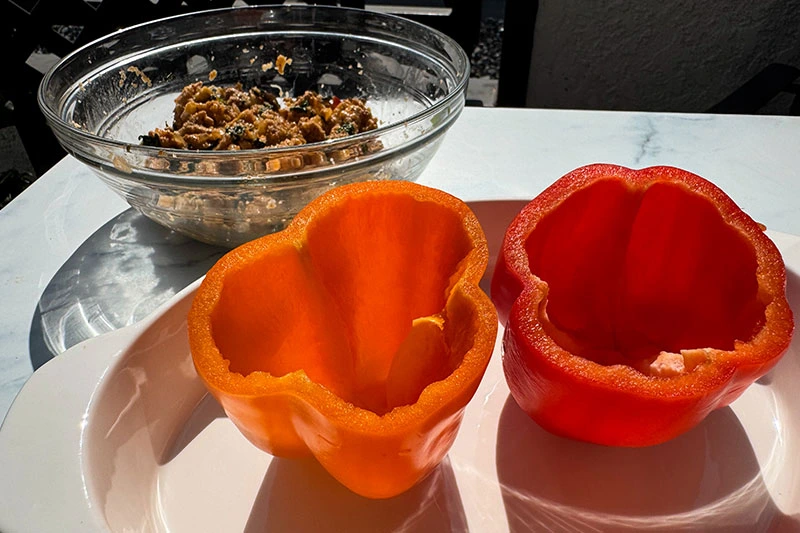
37 4 470 185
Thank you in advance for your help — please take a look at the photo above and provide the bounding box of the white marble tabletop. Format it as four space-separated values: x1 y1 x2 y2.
1 106 799 421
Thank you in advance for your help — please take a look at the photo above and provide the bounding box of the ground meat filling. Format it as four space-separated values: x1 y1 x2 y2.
143 82 378 150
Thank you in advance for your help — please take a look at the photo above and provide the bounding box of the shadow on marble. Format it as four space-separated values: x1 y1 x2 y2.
29 208 227 369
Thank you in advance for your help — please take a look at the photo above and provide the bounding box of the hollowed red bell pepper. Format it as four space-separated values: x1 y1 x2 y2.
492 164 794 446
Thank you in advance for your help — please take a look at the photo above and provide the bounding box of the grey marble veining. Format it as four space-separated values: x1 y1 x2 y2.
419 109 800 235
2 107 800 421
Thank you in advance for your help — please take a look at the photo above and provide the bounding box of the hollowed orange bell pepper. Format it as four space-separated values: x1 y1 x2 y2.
188 180 497 498
492 164 794 446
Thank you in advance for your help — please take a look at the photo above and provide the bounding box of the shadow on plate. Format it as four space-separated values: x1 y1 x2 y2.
157 389 469 532
29 208 226 370
162 393 228 465
495 394 797 532
244 456 468 533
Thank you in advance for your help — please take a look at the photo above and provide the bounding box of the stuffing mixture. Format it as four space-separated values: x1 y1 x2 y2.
141 82 378 150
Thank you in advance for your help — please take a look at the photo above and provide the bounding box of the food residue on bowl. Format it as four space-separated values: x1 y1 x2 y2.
119 66 152 88
275 54 292 75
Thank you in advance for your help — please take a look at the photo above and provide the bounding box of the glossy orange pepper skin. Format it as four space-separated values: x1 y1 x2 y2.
492 164 794 446
188 180 497 498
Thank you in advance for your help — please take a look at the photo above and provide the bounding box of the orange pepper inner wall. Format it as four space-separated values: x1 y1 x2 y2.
524 179 766 366
209 194 474 415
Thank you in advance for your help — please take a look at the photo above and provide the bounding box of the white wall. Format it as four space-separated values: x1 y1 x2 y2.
526 0 800 112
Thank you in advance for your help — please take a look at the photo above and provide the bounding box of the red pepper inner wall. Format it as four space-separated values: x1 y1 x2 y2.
524 178 765 366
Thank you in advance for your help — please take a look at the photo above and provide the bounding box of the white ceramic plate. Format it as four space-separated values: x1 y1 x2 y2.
2 201 799 533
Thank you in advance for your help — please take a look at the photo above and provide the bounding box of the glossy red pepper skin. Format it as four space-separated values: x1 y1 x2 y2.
492 164 794 446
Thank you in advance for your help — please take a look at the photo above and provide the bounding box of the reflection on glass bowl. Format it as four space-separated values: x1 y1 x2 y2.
38 5 469 247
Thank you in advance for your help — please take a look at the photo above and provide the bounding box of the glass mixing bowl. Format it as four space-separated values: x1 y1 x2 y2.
39 5 469 247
